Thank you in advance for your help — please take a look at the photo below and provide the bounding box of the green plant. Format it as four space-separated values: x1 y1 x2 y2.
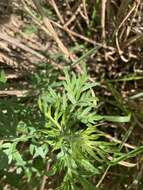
37 69 132 189
1 69 143 189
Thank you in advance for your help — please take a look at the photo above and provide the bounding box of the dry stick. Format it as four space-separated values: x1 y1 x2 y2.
125 0 140 40
19 7 115 66
0 52 18 68
43 17 74 60
22 0 73 61
73 18 84 33
64 4 83 27
21 0 52 38
79 9 89 24
39 161 50 190
82 0 89 25
5 73 25 79
102 133 136 150
50 18 118 54
50 19 96 45
115 0 138 62
32 0 96 45
61 1 87 35
119 0 140 41
49 0 64 23
20 1 111 76
119 25 127 41
116 0 130 26
21 1 73 70
107 156 136 167
0 90 31 97
101 0 107 44
48 0 76 42
0 33 44 59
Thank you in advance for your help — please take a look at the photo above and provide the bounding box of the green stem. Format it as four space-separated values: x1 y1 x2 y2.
45 113 61 130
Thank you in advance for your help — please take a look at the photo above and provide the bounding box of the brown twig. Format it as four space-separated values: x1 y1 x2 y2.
48 0 76 42
64 4 83 27
21 0 73 61
108 156 136 167
125 0 141 40
50 19 96 45
39 161 50 190
82 0 89 25
49 0 64 24
115 0 138 62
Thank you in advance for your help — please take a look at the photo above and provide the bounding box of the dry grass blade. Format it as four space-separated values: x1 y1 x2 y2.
50 19 96 45
48 0 76 42
49 0 64 24
103 133 136 150
43 17 73 60
0 32 44 59
5 73 23 79
0 90 30 97
29 0 73 60
101 0 107 44
125 0 141 40
82 0 89 25
108 156 136 167
116 0 130 25
115 0 139 62
64 4 82 27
